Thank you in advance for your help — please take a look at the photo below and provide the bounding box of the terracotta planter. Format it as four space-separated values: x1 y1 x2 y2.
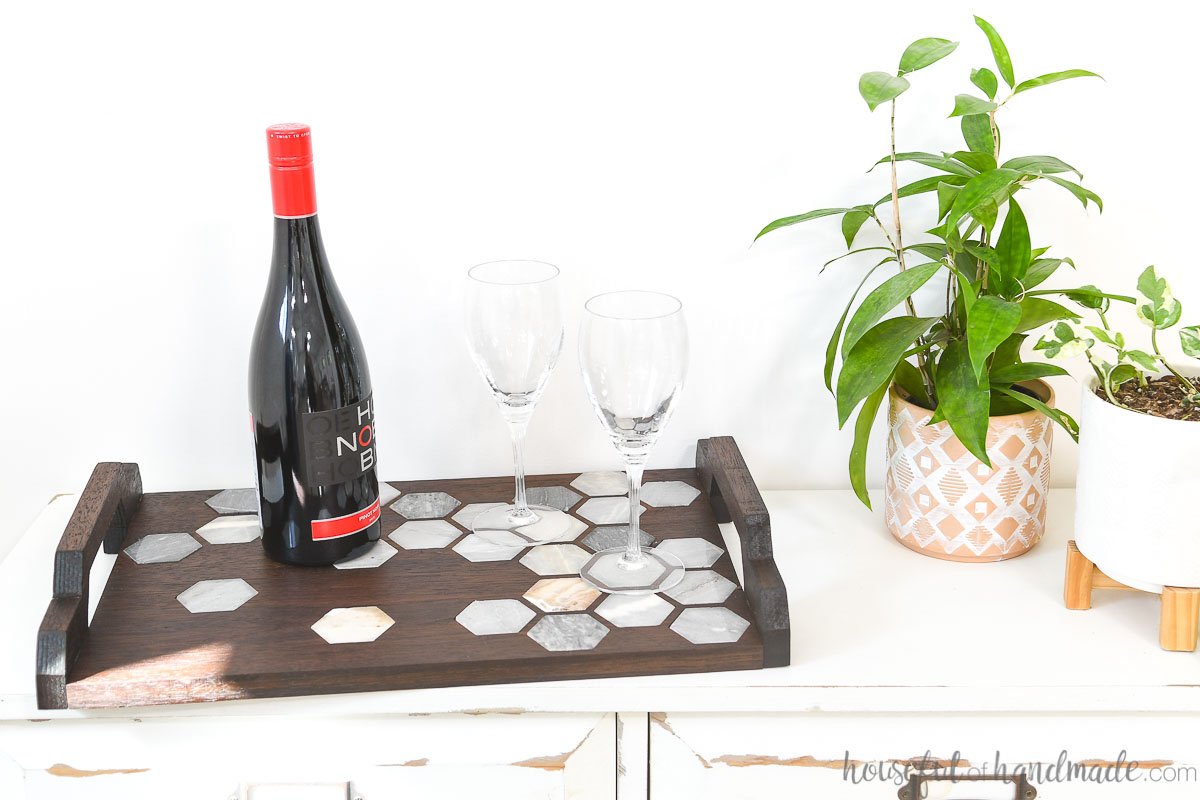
883 380 1054 562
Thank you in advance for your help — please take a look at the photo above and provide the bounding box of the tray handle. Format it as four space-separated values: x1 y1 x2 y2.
696 437 790 667
36 462 142 709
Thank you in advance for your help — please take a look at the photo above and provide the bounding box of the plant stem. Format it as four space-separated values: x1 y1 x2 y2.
1087 351 1126 409
1151 326 1199 394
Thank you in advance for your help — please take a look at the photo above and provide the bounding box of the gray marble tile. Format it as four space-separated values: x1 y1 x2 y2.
577 496 639 525
519 544 590 576
311 606 395 644
451 502 504 529
124 532 202 564
664 570 737 605
640 480 701 508
456 599 536 635
525 486 582 512
388 520 461 550
390 491 461 519
452 534 525 562
177 578 258 613
523 577 600 612
205 488 259 515
527 613 609 652
595 593 673 628
570 471 628 497
669 607 749 644
333 539 398 569
196 515 262 544
378 482 401 508
655 537 724 568
581 526 655 553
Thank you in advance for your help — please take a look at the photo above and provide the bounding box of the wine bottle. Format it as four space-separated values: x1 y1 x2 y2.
249 123 381 566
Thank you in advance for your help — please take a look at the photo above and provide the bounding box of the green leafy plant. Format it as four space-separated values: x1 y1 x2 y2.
755 16 1107 507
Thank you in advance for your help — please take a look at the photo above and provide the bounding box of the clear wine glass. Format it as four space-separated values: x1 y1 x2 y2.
577 291 688 594
465 260 573 544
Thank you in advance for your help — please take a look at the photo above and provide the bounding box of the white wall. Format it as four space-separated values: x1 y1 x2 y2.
2 0 1194 558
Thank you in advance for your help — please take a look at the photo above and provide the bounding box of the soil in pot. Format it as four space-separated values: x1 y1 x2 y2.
1096 375 1200 421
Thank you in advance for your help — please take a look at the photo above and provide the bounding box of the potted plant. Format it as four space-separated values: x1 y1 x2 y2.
755 16 1107 561
1040 267 1200 590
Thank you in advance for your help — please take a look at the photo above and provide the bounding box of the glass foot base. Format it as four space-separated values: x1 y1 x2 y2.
579 547 685 595
471 504 575 545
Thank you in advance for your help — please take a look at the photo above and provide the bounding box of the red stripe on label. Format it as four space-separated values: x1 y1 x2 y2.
311 499 381 541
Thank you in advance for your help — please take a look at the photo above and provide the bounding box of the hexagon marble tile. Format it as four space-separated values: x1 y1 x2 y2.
456 599 536 636
655 537 724 568
519 544 590 576
525 486 582 512
311 606 395 644
523 577 600 612
570 471 628 497
452 502 504 529
527 613 609 652
664 570 737 605
581 525 655 553
545 514 589 544
196 515 261 544
390 491 461 520
595 593 673 628
640 480 701 508
124 533 202 564
670 607 749 644
576 496 638 525
452 534 525 562
177 578 258 613
377 481 401 508
389 520 461 550
333 539 398 569
205 488 259 515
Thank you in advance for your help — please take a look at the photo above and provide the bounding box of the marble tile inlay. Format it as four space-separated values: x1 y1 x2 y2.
525 486 582 512
581 525 655 553
577 496 639 525
124 532 202 564
205 488 259 515
311 606 395 644
664 570 737 605
640 480 701 508
669 607 750 644
570 471 628 497
390 491 461 520
388 520 461 550
452 534 525 562
452 502 505 529
655 537 724 568
527 613 609 652
196 515 262 544
378 482 401 508
546 514 589 543
456 599 536 635
177 578 258 613
523 577 601 612
519 544 591 576
595 593 674 628
333 539 398 569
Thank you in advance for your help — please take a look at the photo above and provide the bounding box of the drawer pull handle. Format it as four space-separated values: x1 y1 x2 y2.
899 774 1035 800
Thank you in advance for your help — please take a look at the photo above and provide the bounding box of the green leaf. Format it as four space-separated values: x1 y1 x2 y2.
843 262 944 356
906 243 950 261
1127 349 1158 370
837 316 938 426
859 71 910 111
991 333 1026 368
1024 258 1072 289
893 359 933 408
755 208 849 241
1016 297 1080 333
993 386 1079 442
1044 176 1103 212
1014 69 1103 94
821 246 894 273
872 152 977 177
971 67 998 99
1136 265 1182 328
937 182 960 221
970 198 998 233
974 16 1014 89
994 199 1031 292
842 209 871 249
950 94 998 117
849 381 890 509
1182 326 1200 358
935 339 992 464
1033 287 1134 306
1137 265 1169 306
961 114 994 154
951 150 996 174
898 38 959 75
945 168 1020 232
873 174 969 209
967 296 1023 377
824 260 890 392
1002 155 1082 180
1069 283 1109 311
989 361 1069 383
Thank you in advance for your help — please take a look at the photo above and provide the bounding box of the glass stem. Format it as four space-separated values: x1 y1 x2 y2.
623 461 645 563
507 418 532 517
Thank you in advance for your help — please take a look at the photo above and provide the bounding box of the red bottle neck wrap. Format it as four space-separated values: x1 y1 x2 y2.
267 124 317 218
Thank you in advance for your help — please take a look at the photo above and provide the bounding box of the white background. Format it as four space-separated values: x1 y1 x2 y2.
1 0 1194 559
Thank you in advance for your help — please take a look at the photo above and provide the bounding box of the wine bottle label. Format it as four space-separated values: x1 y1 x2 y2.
311 499 382 541
299 392 376 487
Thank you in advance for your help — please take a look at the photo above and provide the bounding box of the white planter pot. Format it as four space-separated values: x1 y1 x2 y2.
1074 376 1200 592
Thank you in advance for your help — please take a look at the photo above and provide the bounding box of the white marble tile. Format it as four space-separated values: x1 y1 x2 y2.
124 533 202 564
546 515 589 543
664 570 737 605
456 599 536 635
640 480 701 508
388 520 461 550
595 593 673 628
577 496 638 524
655 537 724 568
525 486 583 512
570 471 628 497
509 509 576 543
452 534 525 562
205 488 259 515
377 482 401 508
523 577 601 612
519 544 590 576
527 613 609 651
196 515 262 544
177 578 258 613
669 607 749 644
581 525 655 553
333 539 398 569
451 502 505 529
311 606 395 644
390 491 461 519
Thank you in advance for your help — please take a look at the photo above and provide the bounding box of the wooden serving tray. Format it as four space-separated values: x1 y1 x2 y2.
35 437 789 709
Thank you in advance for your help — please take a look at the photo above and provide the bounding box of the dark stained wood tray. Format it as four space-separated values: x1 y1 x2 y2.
35 437 790 709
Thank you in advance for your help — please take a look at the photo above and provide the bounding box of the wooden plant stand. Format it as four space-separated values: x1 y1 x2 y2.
1064 540 1200 652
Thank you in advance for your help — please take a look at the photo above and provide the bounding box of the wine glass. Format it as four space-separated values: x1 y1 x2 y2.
465 260 574 544
577 290 688 594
